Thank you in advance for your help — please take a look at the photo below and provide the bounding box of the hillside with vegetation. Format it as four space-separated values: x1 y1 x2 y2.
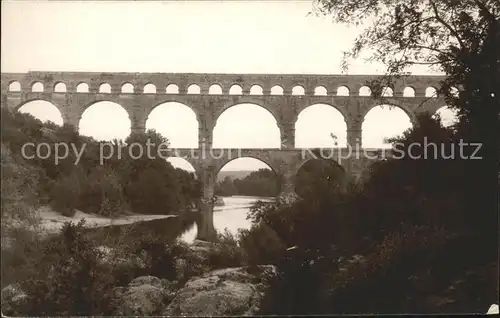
1 107 201 220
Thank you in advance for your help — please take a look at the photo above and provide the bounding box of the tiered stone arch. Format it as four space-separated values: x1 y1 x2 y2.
0 71 449 242
145 101 200 148
295 102 348 148
212 100 282 149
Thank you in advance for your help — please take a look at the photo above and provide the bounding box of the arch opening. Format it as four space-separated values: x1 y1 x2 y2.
9 81 21 92
250 85 263 95
179 157 277 243
17 100 63 126
166 84 179 94
382 86 394 97
292 85 305 95
295 158 345 200
213 103 280 148
32 82 44 92
337 86 350 96
270 85 284 95
187 84 201 94
229 85 243 95
146 102 199 148
314 86 328 96
80 101 130 141
403 87 415 97
143 83 157 94
54 82 66 93
121 83 134 93
295 104 347 148
99 83 111 94
359 86 371 96
362 104 413 148
216 157 278 197
433 106 459 128
425 87 438 98
77 82 89 93
209 84 223 95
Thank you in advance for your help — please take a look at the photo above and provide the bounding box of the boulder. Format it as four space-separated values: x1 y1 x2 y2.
112 276 177 316
163 265 277 316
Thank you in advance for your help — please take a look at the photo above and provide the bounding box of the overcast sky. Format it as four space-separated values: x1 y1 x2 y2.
1 0 455 171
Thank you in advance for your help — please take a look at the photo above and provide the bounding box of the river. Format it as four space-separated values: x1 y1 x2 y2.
180 196 274 243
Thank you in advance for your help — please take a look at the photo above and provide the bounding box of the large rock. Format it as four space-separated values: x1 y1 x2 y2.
112 276 177 316
163 265 277 316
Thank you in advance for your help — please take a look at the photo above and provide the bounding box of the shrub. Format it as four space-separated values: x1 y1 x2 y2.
238 223 287 266
80 166 128 217
130 232 178 280
49 171 83 217
1 144 46 288
206 229 246 269
18 220 116 316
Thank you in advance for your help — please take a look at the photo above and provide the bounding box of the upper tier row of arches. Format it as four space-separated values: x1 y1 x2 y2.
7 80 457 98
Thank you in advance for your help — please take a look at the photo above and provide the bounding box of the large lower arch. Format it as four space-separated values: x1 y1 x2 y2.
362 104 413 148
216 157 280 197
16 100 64 126
80 101 131 141
146 102 199 148
294 158 346 200
213 103 281 148
295 104 347 148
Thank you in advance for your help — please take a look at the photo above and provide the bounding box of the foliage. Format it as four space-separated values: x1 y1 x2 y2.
80 166 128 217
1 143 43 235
18 220 116 316
49 169 84 217
0 109 201 217
126 232 179 281
206 229 247 269
238 223 287 266
253 112 498 314
295 158 346 201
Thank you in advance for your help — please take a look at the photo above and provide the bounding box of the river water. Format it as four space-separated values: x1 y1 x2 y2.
180 196 273 243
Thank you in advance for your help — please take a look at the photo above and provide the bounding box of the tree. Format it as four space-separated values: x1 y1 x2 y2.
314 0 499 259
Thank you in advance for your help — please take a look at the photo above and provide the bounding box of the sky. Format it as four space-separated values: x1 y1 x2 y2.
1 0 457 172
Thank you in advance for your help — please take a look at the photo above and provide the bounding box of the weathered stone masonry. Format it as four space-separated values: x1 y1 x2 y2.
1 71 446 241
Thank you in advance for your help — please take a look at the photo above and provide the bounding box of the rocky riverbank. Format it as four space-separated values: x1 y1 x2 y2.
1 240 277 316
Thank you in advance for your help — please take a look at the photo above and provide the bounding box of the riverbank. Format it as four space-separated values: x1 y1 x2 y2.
36 206 179 234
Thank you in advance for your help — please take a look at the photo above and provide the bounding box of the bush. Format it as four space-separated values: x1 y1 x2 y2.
80 166 128 217
206 229 246 269
129 232 179 280
18 220 116 316
49 171 83 217
238 223 287 266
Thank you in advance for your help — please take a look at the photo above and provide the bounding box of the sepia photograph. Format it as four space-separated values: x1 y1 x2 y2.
1 0 498 316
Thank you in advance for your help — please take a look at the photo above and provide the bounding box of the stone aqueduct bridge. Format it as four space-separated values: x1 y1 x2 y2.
1 71 446 241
